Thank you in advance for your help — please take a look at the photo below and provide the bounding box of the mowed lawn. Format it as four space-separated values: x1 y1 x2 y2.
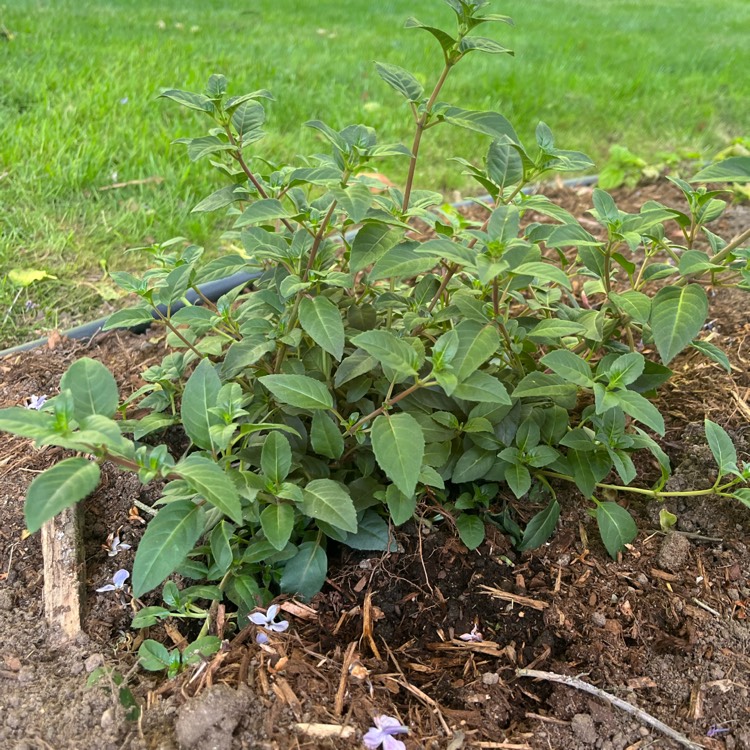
1 0 749 345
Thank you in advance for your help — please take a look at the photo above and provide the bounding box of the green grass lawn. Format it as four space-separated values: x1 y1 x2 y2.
1 0 749 346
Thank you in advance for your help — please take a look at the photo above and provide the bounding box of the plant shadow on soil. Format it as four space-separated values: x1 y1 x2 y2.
0 180 749 750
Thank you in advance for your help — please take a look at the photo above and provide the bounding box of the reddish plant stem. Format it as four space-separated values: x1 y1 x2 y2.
344 381 428 436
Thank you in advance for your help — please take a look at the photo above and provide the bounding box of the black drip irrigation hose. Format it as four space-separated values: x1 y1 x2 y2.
0 174 600 359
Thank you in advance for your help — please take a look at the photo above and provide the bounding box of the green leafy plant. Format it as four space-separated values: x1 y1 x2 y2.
2 2 750 625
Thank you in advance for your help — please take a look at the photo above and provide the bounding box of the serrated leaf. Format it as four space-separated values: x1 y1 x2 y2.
458 36 513 55
704 419 738 475
456 514 485 550
350 330 418 376
372 413 424 497
260 375 333 410
102 307 155 331
302 479 357 533
280 542 327 600
181 359 220 451
517 499 560 550
60 358 119 420
260 504 295 551
512 261 572 290
299 296 345 360
691 156 750 183
504 462 531 499
350 223 403 273
690 340 731 373
159 88 214 113
261 431 292 484
25 458 100 532
231 100 264 137
132 499 205 597
539 350 593 388
453 322 501 381
609 291 651 325
175 455 243 524
441 106 519 144
385 485 416 526
310 411 344 459
234 199 290 228
345 510 393 551
374 61 424 102
650 285 708 365
453 446 495 483
138 640 172 671
596 502 637 559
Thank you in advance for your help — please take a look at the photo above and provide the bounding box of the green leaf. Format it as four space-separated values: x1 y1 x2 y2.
456 514 485 550
350 223 403 273
369 241 437 282
512 372 577 401
441 106 519 144
59 358 119 419
260 375 333 410
374 61 424 102
453 447 495 483
512 262 573 290
403 17 456 55
486 137 524 189
209 521 234 573
175 455 243 524
261 431 292 484
234 199 290 228
299 296 345 360
159 88 214 113
181 359 221 451
704 419 738 475
310 411 344 459
102 307 155 331
606 352 645 387
732 489 750 509
280 542 327 600
0 406 56 441
371 413 425 497
138 640 172 672
609 291 651 325
650 285 708 365
131 607 171 629
518 499 560 551
231 100 264 137
350 330 419 376
453 322 501 381
345 510 393 551
7 268 57 287
527 319 587 342
539 350 593 388
458 36 513 56
132 499 205 597
192 184 247 213
260 504 295 551
596 502 637 559
302 479 357 533
452 371 511 405
504 462 531 499
691 156 750 183
690 340 731 373
25 458 100 532
608 390 665 435
385 485 416 526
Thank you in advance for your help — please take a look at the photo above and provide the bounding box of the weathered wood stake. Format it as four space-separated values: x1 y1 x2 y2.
41 504 84 640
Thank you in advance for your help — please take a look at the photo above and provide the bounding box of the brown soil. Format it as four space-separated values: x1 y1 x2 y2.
0 181 749 750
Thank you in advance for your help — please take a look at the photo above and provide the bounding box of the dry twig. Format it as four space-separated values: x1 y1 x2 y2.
516 668 705 750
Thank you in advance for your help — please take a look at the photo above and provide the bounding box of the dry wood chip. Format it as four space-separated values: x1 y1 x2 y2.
478 584 549 610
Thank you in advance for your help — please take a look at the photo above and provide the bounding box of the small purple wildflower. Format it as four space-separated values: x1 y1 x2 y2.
707 725 731 738
26 394 47 410
248 604 289 633
255 632 270 645
96 569 129 593
106 534 131 557
459 624 483 642
24 299 37 311
363 715 408 750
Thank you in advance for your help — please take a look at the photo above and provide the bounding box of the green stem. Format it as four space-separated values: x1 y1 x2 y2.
402 63 452 213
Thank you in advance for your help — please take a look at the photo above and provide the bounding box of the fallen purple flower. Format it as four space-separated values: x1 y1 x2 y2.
255 632 270 645
96 569 129 593
459 624 483 642
26 394 47 410
106 534 131 557
248 603 289 633
363 714 408 750
707 725 731 738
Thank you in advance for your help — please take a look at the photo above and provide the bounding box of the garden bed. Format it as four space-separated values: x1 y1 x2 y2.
1 179 749 750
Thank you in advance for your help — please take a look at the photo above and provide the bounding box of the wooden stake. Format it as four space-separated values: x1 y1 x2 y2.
41 505 84 640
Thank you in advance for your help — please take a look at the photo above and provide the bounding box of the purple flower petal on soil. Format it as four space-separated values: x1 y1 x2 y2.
96 569 129 593
26 395 47 410
248 603 289 633
363 715 408 750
